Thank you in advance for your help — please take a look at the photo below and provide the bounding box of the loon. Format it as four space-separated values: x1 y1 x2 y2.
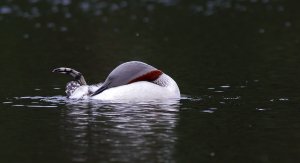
53 61 180 101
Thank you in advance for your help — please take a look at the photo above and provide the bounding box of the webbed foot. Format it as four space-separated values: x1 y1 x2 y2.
52 67 87 85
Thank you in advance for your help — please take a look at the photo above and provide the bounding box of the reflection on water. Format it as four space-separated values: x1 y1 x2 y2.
4 95 180 162
62 103 179 162
1 79 298 162
1 0 300 162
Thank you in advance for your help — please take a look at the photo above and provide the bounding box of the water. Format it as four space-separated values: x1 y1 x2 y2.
1 0 300 162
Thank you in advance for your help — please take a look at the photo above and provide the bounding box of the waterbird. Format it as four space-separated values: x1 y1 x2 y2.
53 61 180 101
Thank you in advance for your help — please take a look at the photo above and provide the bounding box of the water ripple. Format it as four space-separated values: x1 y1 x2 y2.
0 94 183 162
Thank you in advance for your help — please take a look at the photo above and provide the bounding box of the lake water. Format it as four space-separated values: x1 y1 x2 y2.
1 0 300 162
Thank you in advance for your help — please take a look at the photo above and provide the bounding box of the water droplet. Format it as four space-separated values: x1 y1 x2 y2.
80 2 90 12
13 105 24 107
220 85 230 88
64 12 72 18
2 101 12 104
23 34 29 39
143 17 149 23
224 96 240 100
256 108 269 111
210 107 217 110
277 6 285 12
214 90 224 93
110 3 119 12
47 22 55 29
31 7 40 17
113 28 120 33
279 98 288 101
0 6 12 14
256 108 264 111
135 32 140 37
284 21 291 27
60 26 68 32
62 0 71 6
259 28 265 34
202 110 214 113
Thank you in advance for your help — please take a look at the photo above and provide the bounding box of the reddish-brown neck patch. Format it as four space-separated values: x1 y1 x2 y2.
128 70 163 84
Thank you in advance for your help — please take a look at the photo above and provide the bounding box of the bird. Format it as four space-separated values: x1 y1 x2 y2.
53 61 180 101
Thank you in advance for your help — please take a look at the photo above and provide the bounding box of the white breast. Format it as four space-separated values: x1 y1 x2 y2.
69 74 180 101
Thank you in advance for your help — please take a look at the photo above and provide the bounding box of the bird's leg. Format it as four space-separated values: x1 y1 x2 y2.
52 67 87 85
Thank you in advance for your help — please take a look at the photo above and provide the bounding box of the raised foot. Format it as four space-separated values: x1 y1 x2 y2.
52 67 87 85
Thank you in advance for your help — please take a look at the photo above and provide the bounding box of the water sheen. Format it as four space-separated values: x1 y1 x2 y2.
2 95 181 162
1 0 300 162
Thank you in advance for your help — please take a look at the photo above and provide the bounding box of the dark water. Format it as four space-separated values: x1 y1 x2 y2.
1 0 300 162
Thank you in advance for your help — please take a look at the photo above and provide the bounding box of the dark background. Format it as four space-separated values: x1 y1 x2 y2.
0 0 300 162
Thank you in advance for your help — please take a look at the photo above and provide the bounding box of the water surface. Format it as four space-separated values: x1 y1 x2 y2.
1 0 300 162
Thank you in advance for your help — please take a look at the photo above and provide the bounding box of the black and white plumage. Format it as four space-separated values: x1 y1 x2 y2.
53 61 180 101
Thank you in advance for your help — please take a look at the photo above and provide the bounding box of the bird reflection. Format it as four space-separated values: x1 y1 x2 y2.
60 100 180 162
